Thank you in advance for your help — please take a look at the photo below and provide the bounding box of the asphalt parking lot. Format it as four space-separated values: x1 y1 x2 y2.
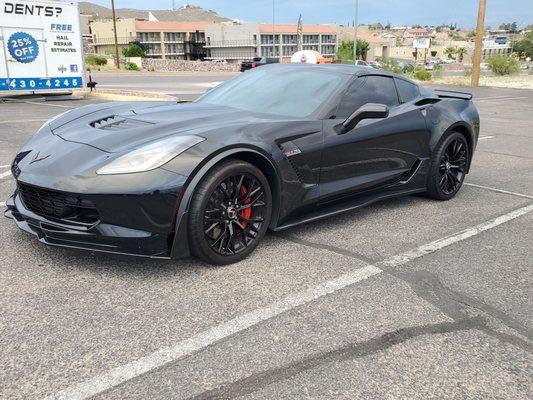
0 85 532 399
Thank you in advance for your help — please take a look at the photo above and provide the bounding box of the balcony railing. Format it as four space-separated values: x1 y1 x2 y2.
204 39 257 48
92 37 132 45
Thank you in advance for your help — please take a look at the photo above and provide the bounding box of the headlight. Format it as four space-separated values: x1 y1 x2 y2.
96 135 205 175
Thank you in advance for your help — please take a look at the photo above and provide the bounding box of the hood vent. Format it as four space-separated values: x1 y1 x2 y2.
90 115 154 130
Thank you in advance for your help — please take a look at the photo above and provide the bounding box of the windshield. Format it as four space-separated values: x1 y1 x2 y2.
196 67 345 118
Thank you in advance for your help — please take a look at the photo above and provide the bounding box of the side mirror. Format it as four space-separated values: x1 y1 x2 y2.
341 103 389 133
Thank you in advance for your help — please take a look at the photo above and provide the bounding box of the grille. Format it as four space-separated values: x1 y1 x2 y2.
18 183 99 224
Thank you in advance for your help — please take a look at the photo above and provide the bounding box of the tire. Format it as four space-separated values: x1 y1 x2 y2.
188 159 272 265
425 131 469 200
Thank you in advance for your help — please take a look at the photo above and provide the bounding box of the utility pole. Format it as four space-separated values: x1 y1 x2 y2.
353 0 359 63
111 0 120 69
471 0 487 86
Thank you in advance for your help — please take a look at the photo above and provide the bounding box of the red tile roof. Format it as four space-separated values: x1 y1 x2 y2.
135 20 208 32
341 28 388 44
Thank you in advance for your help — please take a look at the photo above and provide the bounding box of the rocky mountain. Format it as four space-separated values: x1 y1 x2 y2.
78 2 231 22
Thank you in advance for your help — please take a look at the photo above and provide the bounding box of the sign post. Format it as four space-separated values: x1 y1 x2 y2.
0 0 83 93
413 38 430 64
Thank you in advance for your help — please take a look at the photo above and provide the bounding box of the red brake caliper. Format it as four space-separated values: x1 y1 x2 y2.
239 185 252 227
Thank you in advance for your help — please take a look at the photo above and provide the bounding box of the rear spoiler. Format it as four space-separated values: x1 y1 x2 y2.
434 89 473 101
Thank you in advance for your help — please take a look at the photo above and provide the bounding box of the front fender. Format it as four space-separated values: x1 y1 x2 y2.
169 146 280 259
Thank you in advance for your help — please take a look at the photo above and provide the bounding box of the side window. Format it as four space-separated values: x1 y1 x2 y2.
395 78 420 103
336 76 400 118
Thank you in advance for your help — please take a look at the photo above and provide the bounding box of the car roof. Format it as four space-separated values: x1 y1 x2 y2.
259 62 402 79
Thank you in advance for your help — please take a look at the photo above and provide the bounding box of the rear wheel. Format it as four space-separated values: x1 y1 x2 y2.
188 160 272 265
426 132 469 200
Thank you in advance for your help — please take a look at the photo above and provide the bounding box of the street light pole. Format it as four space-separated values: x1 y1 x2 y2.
111 0 120 69
471 0 487 86
353 0 359 63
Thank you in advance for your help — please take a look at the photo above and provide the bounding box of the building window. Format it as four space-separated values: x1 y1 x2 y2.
321 35 335 44
164 32 185 42
262 45 280 57
303 34 319 44
282 35 297 44
303 44 319 51
282 45 297 56
261 34 279 45
138 32 160 43
321 44 335 55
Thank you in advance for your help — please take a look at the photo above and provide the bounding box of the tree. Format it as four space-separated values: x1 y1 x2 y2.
513 32 533 59
444 46 457 60
499 22 519 33
431 50 438 57
487 54 520 75
456 47 467 63
336 39 370 61
122 43 145 58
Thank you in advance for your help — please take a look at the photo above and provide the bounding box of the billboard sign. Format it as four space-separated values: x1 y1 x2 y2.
0 0 83 92
413 38 431 49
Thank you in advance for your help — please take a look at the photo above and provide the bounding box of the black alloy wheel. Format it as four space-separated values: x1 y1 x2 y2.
189 160 272 264
438 137 468 195
426 132 469 200
204 173 267 256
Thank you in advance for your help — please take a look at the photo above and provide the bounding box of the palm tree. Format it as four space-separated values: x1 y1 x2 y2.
444 46 457 60
456 47 467 63
356 39 370 60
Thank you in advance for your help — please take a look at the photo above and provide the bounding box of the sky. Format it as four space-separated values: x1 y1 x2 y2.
79 0 533 29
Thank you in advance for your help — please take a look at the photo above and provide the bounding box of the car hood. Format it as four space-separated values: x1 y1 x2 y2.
50 101 285 153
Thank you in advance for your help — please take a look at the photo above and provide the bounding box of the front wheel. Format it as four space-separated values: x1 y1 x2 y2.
425 132 469 200
188 160 272 265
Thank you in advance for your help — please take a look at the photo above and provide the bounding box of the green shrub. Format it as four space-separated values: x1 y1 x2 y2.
125 61 140 71
85 54 107 66
381 57 404 74
432 64 443 79
487 54 520 75
403 63 415 73
414 69 432 81
463 66 472 77
122 44 145 58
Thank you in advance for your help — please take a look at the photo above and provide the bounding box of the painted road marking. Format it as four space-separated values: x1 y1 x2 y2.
23 101 73 109
475 96 529 103
0 164 10 169
465 182 533 200
45 203 533 400
0 201 5 207
478 135 494 140
0 170 12 179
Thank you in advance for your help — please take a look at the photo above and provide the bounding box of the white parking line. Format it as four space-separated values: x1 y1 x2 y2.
475 96 528 103
0 201 5 207
465 182 533 200
45 202 533 400
478 135 494 140
0 164 10 169
0 118 47 124
23 101 73 109
0 170 12 179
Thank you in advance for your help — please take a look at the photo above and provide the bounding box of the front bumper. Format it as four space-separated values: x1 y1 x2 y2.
4 186 181 259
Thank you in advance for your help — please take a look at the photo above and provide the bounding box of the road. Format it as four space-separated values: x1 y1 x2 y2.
91 71 237 100
0 83 532 399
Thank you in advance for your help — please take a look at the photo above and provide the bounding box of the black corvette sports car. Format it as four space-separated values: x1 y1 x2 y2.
5 64 479 264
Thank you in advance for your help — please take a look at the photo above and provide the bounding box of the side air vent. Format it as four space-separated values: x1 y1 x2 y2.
415 98 441 106
277 142 303 183
90 115 153 130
